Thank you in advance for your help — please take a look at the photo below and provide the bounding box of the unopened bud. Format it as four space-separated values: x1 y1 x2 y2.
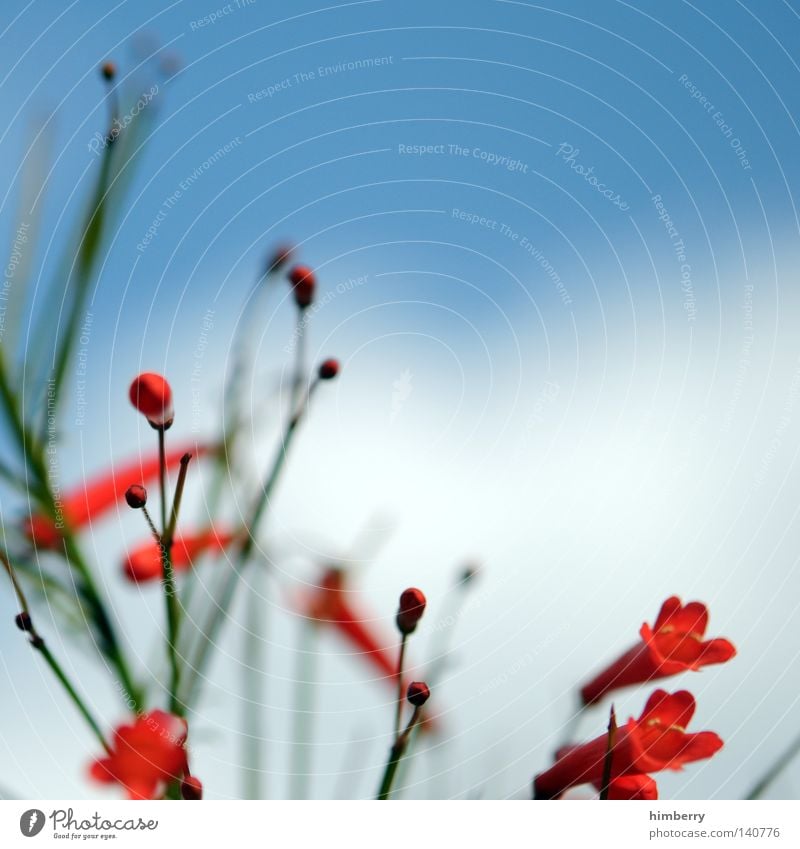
407 681 430 707
396 587 426 635
15 612 33 632
125 485 148 509
101 61 116 81
288 265 316 308
318 358 340 381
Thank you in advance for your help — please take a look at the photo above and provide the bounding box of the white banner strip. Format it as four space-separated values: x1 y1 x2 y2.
0 800 796 848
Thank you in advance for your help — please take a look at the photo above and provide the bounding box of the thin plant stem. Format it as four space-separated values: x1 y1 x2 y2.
2 552 110 754
377 706 422 800
394 635 407 737
746 730 800 799
241 566 266 800
598 704 617 801
157 426 168 535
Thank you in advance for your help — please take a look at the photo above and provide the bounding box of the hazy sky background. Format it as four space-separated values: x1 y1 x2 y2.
1 0 800 800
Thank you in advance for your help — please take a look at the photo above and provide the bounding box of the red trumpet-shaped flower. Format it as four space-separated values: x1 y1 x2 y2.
129 372 174 428
580 596 736 705
123 528 236 582
89 710 188 800
24 443 209 548
304 568 399 682
605 774 658 800
534 689 722 799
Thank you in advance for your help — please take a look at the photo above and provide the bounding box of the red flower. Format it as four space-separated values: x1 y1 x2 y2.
304 568 399 682
123 528 236 583
287 265 316 309
129 372 174 427
533 689 723 799
24 443 209 548
89 710 188 800
580 596 736 705
605 774 658 800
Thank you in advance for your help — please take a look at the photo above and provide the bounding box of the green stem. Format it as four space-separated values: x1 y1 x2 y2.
377 707 421 800
394 635 407 737
290 621 316 799
599 705 617 801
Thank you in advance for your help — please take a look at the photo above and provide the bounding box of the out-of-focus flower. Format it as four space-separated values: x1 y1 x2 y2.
89 710 188 800
580 596 736 705
129 372 174 428
533 689 722 799
24 443 209 548
266 243 295 275
123 528 236 583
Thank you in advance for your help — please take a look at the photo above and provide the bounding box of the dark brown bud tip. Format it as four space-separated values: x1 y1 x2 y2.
101 61 116 81
15 612 33 632
125 484 148 509
396 587 426 634
318 358 340 380
407 681 430 707
181 775 203 800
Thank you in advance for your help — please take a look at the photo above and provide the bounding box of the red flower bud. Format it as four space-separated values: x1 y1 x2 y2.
181 775 203 800
15 612 33 632
407 681 430 707
124 485 147 509
101 61 116 81
288 264 316 308
266 243 295 275
129 373 174 428
318 358 340 380
396 587 426 634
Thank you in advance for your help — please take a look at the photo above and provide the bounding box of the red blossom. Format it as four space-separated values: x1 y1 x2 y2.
123 528 236 583
129 372 174 427
580 596 736 705
534 689 722 799
89 710 188 800
24 443 209 548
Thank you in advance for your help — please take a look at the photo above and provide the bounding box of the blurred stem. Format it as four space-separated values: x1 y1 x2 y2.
746 731 800 799
158 427 168 535
290 621 317 799
241 568 266 800
598 705 617 801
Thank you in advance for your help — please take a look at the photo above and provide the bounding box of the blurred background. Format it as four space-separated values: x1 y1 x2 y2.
1 0 799 800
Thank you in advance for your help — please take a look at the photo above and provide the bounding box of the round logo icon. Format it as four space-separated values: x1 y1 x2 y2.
19 809 46 837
